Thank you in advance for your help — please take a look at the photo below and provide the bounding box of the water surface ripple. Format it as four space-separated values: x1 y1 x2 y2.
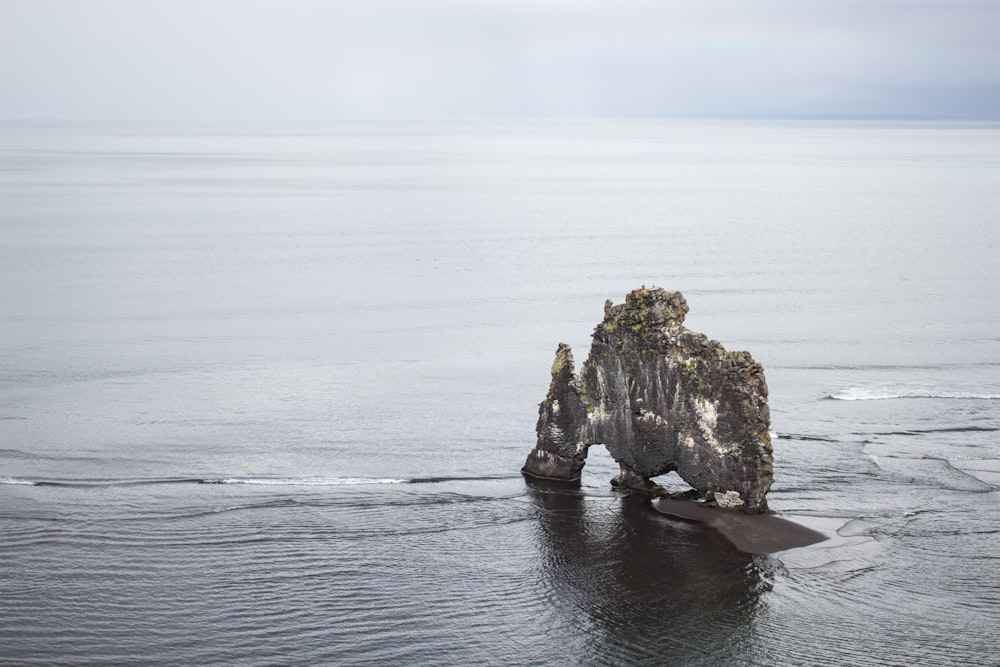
2 120 999 665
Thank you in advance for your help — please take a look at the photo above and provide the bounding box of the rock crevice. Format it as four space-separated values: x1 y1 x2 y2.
521 287 773 513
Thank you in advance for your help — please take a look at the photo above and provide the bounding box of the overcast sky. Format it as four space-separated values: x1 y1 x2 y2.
2 0 999 120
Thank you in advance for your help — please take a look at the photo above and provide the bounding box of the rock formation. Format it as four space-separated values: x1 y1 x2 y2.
521 287 773 513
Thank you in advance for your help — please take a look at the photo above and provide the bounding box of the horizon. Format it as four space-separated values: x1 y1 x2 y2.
3 113 1000 123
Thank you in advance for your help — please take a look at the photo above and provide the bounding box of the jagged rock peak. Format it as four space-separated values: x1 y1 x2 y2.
604 286 689 329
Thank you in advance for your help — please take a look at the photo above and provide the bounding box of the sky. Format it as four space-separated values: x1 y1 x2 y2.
1 0 999 120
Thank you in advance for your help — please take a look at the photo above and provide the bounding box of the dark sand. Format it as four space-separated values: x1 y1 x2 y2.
650 499 828 554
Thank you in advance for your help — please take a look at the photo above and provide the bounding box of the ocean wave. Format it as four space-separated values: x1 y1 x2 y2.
1 475 520 489
0 476 37 486
201 477 411 486
1 476 411 488
407 474 520 484
828 387 1000 401
776 361 1000 372
859 425 999 437
775 432 840 443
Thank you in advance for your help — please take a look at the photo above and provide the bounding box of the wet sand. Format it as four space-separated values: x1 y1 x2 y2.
650 498 828 554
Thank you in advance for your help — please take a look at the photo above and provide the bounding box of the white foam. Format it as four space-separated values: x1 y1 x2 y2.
204 477 410 486
830 386 1000 401
861 449 880 467
0 476 36 486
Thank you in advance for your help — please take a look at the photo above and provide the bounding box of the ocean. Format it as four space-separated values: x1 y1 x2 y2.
1 119 998 665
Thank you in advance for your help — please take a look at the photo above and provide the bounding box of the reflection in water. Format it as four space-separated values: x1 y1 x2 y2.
526 478 772 666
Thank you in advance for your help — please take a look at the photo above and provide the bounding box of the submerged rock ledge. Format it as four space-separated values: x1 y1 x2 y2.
522 287 773 513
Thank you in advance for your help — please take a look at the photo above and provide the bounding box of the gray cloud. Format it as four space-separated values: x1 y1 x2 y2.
1 0 998 119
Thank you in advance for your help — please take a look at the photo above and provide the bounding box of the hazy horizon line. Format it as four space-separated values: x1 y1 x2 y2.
3 112 999 124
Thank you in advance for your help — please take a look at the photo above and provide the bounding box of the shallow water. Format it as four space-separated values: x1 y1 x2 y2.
2 119 999 665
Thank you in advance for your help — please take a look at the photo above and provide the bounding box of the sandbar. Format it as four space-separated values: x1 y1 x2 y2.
650 498 828 554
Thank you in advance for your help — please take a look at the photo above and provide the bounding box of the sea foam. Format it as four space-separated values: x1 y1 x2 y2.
0 477 36 486
201 477 410 486
829 386 1000 401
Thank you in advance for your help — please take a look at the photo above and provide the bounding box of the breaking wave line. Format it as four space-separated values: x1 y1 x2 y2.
0 476 36 486
1 474 520 488
828 387 1000 401
202 477 410 486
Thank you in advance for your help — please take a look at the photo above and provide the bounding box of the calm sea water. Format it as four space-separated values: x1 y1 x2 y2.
2 119 999 665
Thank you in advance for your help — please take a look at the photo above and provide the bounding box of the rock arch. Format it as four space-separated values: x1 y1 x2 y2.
521 287 773 513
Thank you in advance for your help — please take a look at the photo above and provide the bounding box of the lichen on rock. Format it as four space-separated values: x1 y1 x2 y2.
521 287 773 513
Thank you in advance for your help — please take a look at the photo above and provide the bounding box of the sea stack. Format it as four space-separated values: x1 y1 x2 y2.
522 287 773 513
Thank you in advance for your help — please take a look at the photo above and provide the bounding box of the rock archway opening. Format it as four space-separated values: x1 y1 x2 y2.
650 471 697 497
579 443 619 487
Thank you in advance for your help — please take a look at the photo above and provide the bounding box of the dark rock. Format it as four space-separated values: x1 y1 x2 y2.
521 287 773 513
